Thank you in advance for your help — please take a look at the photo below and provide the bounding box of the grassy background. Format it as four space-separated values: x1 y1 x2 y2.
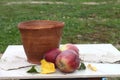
0 0 120 53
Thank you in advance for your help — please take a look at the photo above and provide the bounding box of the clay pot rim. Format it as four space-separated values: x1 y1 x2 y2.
18 20 64 30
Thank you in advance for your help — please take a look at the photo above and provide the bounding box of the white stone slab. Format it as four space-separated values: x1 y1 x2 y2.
0 44 120 79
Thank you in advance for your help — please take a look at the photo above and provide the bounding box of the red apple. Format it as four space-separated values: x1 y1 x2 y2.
44 48 61 64
60 43 79 54
55 50 80 73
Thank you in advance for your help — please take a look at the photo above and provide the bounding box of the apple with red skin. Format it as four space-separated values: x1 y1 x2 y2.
55 49 80 73
60 43 79 54
44 48 61 64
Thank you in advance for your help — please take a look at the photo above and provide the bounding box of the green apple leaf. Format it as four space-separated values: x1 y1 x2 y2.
78 62 86 70
27 65 39 73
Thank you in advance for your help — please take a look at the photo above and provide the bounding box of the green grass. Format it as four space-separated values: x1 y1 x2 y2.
0 0 120 53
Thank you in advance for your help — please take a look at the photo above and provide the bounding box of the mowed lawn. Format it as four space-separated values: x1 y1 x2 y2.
0 0 120 53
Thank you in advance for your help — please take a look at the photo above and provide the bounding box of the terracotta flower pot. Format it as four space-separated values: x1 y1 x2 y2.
18 20 64 64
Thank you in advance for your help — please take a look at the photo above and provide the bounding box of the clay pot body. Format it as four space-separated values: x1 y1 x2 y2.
18 20 64 64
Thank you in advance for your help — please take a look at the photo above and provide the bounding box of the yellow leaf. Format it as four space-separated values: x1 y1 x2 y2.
40 59 56 74
87 64 97 71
